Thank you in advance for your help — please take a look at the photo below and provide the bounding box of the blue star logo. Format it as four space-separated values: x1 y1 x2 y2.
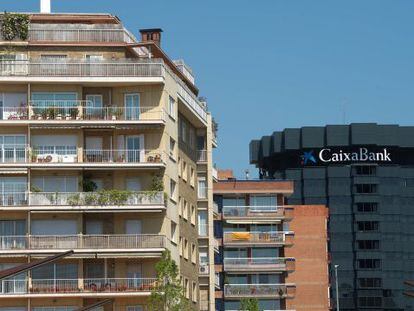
301 150 317 165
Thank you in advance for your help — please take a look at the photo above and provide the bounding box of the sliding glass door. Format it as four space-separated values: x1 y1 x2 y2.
125 94 140 120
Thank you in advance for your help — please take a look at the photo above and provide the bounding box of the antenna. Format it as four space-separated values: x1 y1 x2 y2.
342 97 348 124
244 169 250 180
40 0 51 14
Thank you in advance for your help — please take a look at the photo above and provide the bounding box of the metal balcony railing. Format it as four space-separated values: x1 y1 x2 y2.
0 59 164 78
0 234 166 250
0 278 157 295
223 231 292 245
224 283 296 298
83 149 164 164
223 257 295 271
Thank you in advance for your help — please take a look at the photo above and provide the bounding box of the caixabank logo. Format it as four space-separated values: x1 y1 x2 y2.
301 147 392 165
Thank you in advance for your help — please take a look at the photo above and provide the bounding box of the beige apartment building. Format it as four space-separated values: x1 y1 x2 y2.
0 8 216 311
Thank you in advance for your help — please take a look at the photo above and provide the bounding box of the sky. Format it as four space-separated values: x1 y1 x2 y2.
3 0 414 178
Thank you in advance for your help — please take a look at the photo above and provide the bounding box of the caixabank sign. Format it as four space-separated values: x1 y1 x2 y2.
300 147 392 165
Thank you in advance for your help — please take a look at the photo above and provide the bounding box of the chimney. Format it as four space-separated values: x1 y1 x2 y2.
139 28 163 46
40 0 51 13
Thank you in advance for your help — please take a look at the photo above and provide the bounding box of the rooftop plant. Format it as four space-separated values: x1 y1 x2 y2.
1 12 29 41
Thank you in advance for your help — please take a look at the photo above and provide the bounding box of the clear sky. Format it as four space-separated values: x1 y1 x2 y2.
4 0 414 178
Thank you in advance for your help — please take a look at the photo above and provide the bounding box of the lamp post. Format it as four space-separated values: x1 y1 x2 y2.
334 264 340 311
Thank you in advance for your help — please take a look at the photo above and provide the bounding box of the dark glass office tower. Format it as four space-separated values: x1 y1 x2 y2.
250 124 414 311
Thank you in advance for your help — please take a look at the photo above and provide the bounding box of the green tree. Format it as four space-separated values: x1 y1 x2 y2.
240 298 260 311
148 250 194 311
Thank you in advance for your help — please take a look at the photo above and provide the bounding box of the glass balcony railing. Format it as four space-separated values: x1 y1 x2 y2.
222 205 291 219
223 257 295 272
223 231 293 246
197 150 207 162
224 283 296 299
0 234 166 250
0 278 157 295
0 191 164 207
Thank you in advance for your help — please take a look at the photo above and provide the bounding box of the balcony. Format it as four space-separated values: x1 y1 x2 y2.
0 103 165 123
224 283 296 299
0 234 166 255
0 59 165 82
223 257 295 272
0 191 164 211
223 231 294 247
0 278 157 297
223 205 292 221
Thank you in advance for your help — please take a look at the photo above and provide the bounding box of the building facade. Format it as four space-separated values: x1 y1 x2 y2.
250 123 414 310
0 11 216 311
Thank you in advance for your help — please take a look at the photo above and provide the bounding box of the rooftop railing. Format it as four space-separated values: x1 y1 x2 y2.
0 234 166 250
0 59 164 78
0 278 157 295
224 283 296 298
28 27 137 43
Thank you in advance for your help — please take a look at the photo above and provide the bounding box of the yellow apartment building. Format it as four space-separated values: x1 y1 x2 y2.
0 8 216 311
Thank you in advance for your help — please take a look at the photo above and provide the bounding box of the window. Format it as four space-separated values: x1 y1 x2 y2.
198 211 207 236
357 221 379 232
357 202 378 213
190 205 196 225
190 167 195 187
358 259 381 269
178 196 182 217
184 239 189 260
170 179 177 202
178 157 181 177
184 278 190 299
357 240 380 250
358 278 382 288
355 184 377 194
182 161 188 182
183 200 188 220
168 96 176 119
250 195 277 207
0 135 26 164
198 177 207 199
192 281 197 302
171 221 178 244
358 297 382 308
191 243 197 264
169 137 176 160
355 166 376 176
179 237 183 257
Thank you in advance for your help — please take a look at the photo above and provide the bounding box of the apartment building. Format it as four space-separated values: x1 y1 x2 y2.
213 171 330 311
0 7 216 311
213 172 297 311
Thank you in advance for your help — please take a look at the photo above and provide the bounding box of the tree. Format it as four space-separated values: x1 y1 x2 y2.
240 298 260 311
148 250 194 311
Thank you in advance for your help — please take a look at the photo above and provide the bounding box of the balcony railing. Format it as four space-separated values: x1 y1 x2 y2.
0 278 157 295
223 231 293 245
5 103 165 122
0 59 164 78
198 223 208 237
0 146 27 163
28 28 136 43
0 191 164 208
223 257 295 272
224 283 296 298
197 150 207 162
83 149 164 164
223 205 288 218
0 234 166 250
